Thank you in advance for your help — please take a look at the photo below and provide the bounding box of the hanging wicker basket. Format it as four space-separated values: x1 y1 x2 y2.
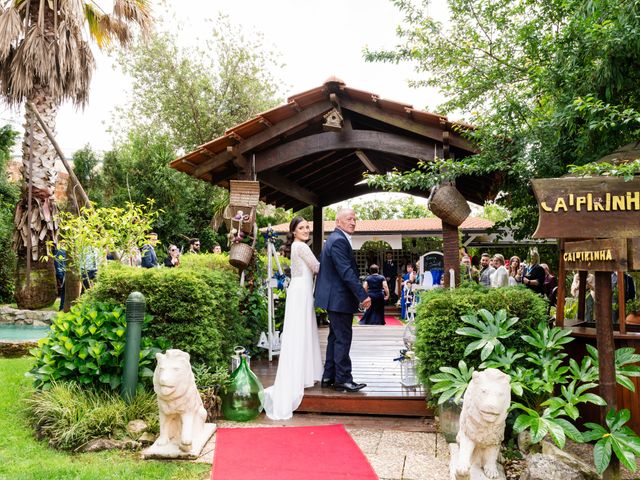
429 185 470 227
223 205 256 234
229 180 260 208
229 243 254 270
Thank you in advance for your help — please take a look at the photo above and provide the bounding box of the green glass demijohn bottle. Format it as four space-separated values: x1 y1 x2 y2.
221 354 264 421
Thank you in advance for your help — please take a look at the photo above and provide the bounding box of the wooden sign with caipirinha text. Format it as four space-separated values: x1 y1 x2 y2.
531 177 640 239
564 238 628 272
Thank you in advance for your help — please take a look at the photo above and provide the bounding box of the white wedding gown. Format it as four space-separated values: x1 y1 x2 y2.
263 241 322 420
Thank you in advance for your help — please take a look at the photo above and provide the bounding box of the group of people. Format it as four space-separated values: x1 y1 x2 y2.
264 209 371 421
460 248 558 301
138 235 222 268
53 234 224 310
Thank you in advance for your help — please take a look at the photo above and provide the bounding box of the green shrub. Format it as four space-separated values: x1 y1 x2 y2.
86 260 253 369
27 382 158 450
415 285 548 395
29 301 162 390
178 252 236 272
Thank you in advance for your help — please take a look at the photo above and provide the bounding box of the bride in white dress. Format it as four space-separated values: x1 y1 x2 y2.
264 217 322 420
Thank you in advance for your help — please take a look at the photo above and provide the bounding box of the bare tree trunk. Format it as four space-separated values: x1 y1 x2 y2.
13 90 59 308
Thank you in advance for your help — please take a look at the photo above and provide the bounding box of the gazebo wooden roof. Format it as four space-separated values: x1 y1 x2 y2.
170 78 498 211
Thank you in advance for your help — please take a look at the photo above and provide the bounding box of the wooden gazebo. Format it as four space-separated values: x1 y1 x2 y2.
170 78 498 282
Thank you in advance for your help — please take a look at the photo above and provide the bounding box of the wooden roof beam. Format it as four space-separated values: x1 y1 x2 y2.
259 171 320 207
193 150 235 178
355 150 380 173
340 97 477 152
192 100 334 178
255 130 437 173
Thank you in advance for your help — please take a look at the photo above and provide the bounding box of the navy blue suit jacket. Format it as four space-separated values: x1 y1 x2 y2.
315 229 367 314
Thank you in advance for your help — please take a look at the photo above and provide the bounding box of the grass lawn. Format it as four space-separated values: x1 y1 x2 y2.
0 357 210 480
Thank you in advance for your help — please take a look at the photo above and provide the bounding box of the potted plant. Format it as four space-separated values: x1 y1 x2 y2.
625 298 640 325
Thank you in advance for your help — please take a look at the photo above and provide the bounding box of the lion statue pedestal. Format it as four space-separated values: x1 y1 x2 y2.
449 368 510 480
143 349 216 460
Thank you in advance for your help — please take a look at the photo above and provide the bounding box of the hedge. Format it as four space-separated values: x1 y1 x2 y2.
415 285 548 394
86 255 254 370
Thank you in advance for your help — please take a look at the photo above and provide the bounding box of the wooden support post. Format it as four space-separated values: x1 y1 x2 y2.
312 205 323 258
577 271 587 322
594 270 620 480
617 270 626 334
442 221 460 288
556 239 565 327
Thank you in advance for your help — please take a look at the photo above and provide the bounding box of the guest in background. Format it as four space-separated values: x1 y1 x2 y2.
478 253 495 287
360 265 389 325
80 246 100 290
460 255 478 283
382 252 398 304
164 244 181 268
53 248 66 311
491 254 509 288
541 263 558 300
141 232 159 268
523 249 545 295
508 256 523 286
400 263 416 320
188 238 201 254
213 244 222 254
571 271 595 321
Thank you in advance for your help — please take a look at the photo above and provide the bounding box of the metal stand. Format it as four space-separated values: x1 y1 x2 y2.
259 227 285 361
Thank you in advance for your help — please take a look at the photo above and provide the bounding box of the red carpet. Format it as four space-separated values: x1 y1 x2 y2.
384 316 403 326
211 424 378 480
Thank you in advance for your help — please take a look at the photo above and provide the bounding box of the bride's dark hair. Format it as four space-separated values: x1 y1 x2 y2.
281 216 306 258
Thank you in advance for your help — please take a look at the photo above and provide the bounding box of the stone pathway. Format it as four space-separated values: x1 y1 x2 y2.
199 414 450 480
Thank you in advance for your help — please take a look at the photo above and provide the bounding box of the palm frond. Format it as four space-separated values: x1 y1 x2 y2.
113 0 151 35
0 6 23 61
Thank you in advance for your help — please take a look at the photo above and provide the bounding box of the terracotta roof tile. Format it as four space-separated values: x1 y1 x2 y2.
266 217 493 234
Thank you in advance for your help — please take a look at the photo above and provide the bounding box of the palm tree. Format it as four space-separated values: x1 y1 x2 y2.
0 0 151 308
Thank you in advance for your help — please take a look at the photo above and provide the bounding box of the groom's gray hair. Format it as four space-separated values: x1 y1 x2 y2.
335 208 355 222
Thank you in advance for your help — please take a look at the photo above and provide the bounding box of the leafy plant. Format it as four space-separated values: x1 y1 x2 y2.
583 409 640 474
29 302 163 390
26 382 159 450
541 381 606 420
456 308 519 360
415 286 546 391
429 360 474 405
586 344 640 391
87 257 257 369
569 159 640 181
512 403 583 448
626 298 640 315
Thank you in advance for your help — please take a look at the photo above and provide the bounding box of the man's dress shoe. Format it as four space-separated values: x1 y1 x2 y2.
320 378 334 388
333 381 366 392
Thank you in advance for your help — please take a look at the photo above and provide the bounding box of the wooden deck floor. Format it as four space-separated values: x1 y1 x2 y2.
253 325 433 417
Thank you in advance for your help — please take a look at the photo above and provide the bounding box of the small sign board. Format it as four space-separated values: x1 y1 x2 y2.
421 251 444 271
531 177 640 239
563 238 628 272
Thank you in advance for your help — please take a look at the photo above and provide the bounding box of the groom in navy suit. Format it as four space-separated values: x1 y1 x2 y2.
315 209 371 392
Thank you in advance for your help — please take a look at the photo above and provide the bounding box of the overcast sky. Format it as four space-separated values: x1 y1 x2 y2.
1 0 449 157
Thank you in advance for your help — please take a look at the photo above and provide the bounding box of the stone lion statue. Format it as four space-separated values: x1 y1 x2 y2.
153 349 208 454
450 368 511 480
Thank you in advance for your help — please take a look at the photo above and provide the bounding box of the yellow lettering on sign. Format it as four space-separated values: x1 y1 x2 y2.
569 194 574 206
606 250 612 260
627 191 640 210
613 195 626 210
554 198 568 212
606 192 611 211
587 193 593 211
541 202 552 212
575 196 586 211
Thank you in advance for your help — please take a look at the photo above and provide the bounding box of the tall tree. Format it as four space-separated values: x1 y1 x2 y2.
0 124 18 302
94 19 282 249
366 0 640 239
0 0 151 308
116 16 281 151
